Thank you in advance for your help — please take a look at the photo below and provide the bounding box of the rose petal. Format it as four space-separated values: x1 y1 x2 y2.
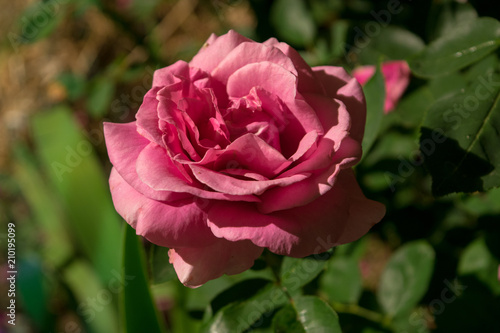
352 61 410 113
352 66 375 86
213 133 289 178
301 93 340 131
135 87 164 146
227 61 297 99
287 130 319 163
264 38 323 94
190 30 252 73
227 63 324 142
109 168 216 248
211 42 297 84
258 136 361 214
169 239 263 288
104 122 187 202
313 66 366 142
190 163 310 196
381 61 410 113
153 60 190 87
207 170 385 257
279 100 358 178
136 142 260 202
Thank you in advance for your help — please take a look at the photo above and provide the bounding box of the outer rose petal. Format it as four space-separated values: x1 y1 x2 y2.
169 239 263 288
104 122 188 202
207 170 385 257
312 66 366 143
264 37 323 94
109 168 216 248
190 30 251 73
211 42 297 85
152 60 190 87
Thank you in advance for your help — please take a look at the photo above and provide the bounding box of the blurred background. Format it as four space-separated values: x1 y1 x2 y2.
1 0 500 332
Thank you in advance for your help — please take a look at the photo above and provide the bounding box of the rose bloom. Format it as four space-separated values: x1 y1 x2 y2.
352 60 411 113
104 30 385 287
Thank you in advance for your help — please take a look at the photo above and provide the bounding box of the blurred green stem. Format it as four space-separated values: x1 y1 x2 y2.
331 302 392 328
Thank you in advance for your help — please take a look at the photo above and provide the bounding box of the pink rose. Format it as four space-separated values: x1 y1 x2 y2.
104 30 385 287
352 60 410 113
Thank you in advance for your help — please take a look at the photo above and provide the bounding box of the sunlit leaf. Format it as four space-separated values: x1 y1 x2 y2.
410 18 500 78
122 223 166 333
420 70 500 195
200 282 287 333
273 296 341 333
31 106 122 283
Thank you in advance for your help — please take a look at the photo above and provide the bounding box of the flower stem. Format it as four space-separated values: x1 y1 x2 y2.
331 302 392 328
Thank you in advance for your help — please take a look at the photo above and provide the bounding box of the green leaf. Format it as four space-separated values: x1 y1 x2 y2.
17 256 49 330
320 256 362 304
377 240 435 317
87 77 115 118
463 53 499 82
392 86 435 128
390 307 430 333
270 0 316 47
200 283 288 333
389 71 468 131
361 65 385 156
149 244 177 285
461 186 500 216
63 260 119 333
31 106 122 283
410 18 500 78
280 251 332 292
12 144 73 267
209 278 273 315
420 70 500 195
458 237 500 295
428 2 478 41
273 296 342 333
122 223 166 333
358 27 425 65
334 237 367 260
